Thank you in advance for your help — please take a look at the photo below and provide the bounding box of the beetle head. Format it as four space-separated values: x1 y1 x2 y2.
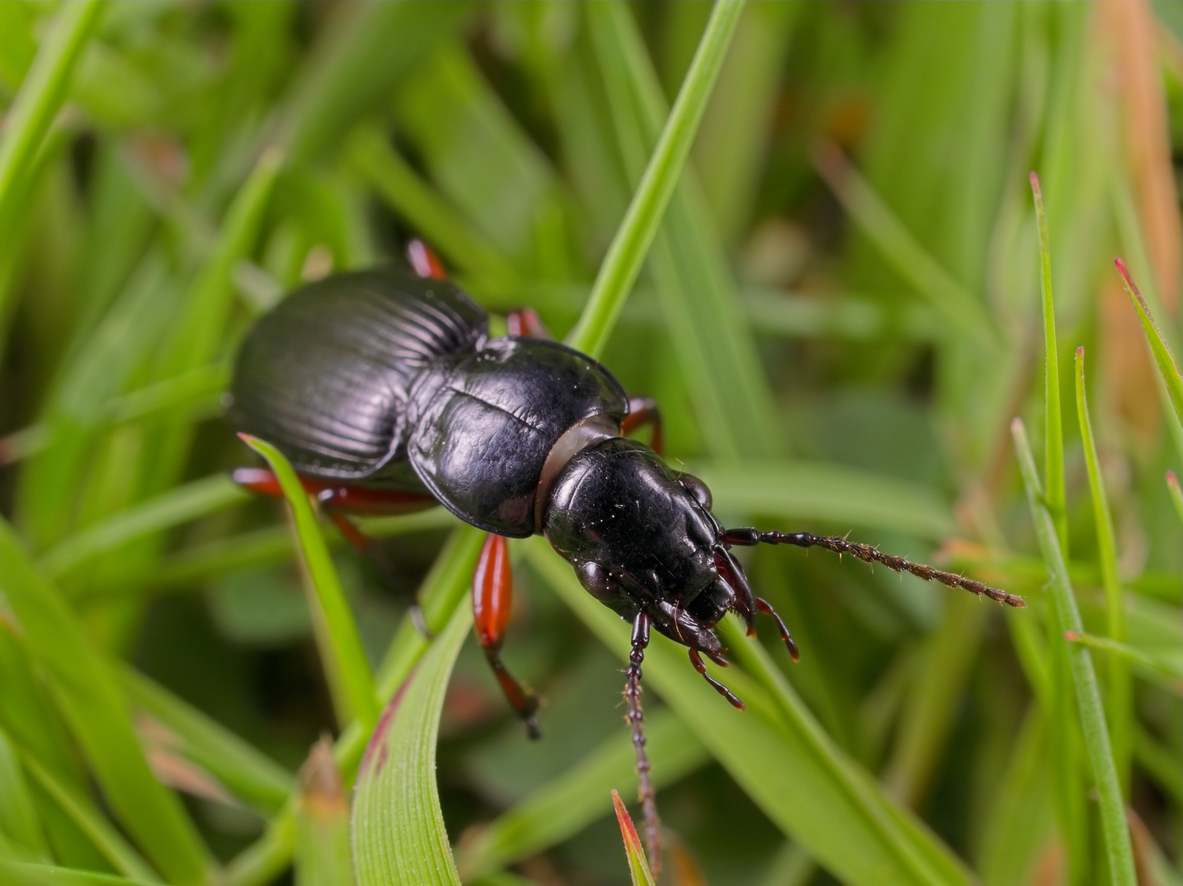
541 437 744 654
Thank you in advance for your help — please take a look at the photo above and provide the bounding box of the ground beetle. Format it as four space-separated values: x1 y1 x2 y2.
226 242 1024 866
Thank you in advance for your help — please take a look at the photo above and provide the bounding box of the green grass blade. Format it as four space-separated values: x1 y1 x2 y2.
120 667 294 816
1114 259 1183 428
351 604 471 886
525 537 969 886
1074 347 1131 788
812 144 999 347
611 790 657 886
1168 472 1183 523
0 0 103 274
1063 633 1183 685
0 728 51 861
457 709 708 881
294 739 354 886
0 860 156 886
241 435 378 730
18 753 159 884
39 476 248 580
0 520 210 885
567 0 745 357
1031 173 1067 549
1010 418 1136 886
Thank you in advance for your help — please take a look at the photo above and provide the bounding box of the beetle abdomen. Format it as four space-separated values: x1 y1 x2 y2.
408 338 629 537
226 270 487 482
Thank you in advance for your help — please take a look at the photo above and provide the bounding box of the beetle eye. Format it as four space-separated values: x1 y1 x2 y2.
681 474 712 510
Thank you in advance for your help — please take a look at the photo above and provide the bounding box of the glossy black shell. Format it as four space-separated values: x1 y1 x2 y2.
226 270 629 537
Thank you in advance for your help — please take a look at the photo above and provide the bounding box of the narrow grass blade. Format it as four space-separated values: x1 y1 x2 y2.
525 537 969 886
567 0 745 357
351 604 471 886
1063 633 1183 688
241 435 378 729
0 520 210 885
612 790 657 886
1114 258 1183 428
120 667 294 815
1168 472 1183 523
346 126 516 283
0 0 103 259
1010 419 1136 886
457 709 708 881
294 738 354 886
0 728 50 860
0 860 156 886
39 476 248 580
18 753 159 884
812 144 999 347
1075 347 1131 786
1031 173 1067 549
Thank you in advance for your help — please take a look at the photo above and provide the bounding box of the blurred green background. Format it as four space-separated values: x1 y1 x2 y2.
0 2 1180 885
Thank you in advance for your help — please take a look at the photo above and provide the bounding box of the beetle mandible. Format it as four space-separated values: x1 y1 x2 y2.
226 243 1024 865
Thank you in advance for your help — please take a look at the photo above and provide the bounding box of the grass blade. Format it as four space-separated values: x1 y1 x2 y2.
612 790 657 886
1063 633 1182 687
567 0 745 357
351 604 471 886
294 738 354 886
1168 471 1183 523
1010 418 1136 886
241 435 378 730
0 520 210 885
1114 258 1183 428
1075 347 1131 786
1031 173 1067 549
0 860 156 886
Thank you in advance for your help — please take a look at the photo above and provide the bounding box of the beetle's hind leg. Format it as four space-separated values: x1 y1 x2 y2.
621 396 664 456
473 534 541 739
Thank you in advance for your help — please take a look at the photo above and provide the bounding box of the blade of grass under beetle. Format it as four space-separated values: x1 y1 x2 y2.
241 435 378 730
612 790 657 886
568 0 745 358
1114 259 1183 428
0 520 210 885
294 738 354 886
457 709 709 881
525 537 969 886
1011 419 1136 886
223 526 485 886
1075 347 1131 788
351 604 471 886
120 667 294 816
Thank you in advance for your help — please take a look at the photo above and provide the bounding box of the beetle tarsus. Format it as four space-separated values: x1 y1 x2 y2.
688 648 745 710
625 611 661 877
753 596 799 661
723 528 1025 609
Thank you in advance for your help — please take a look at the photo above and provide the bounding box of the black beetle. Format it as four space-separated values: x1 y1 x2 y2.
226 247 1023 864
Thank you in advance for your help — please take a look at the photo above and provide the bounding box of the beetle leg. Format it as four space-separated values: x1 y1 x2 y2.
472 534 541 739
507 307 553 339
753 596 800 661
621 396 663 456
687 648 745 710
624 611 662 877
406 239 447 280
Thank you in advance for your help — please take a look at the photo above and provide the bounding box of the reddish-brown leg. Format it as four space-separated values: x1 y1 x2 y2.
624 611 661 877
472 534 540 739
406 239 447 280
687 648 745 710
621 396 663 456
506 307 552 340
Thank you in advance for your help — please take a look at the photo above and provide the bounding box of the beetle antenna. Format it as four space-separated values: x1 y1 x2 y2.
624 611 661 876
721 529 1025 608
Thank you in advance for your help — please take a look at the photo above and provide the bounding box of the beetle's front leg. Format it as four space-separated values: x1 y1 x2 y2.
473 534 541 739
